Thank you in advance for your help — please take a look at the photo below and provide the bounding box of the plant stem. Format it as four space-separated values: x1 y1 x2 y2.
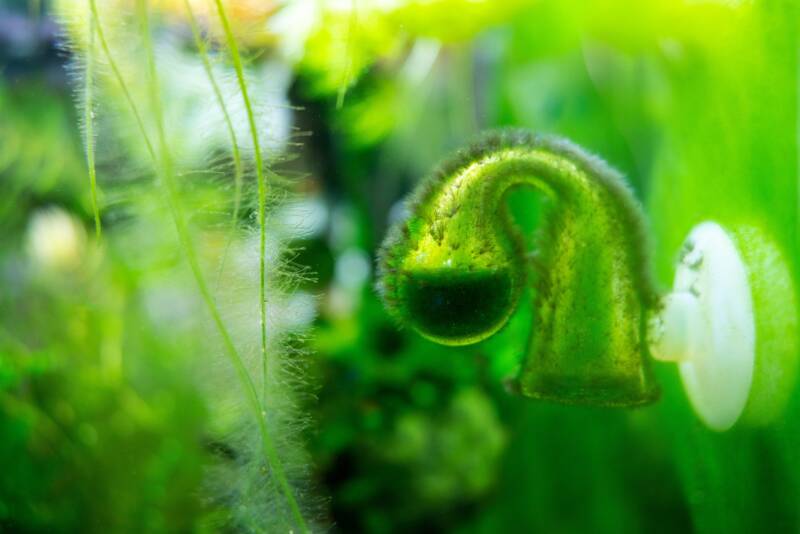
84 6 101 237
210 0 270 419
90 1 308 530
182 0 244 289
208 5 309 529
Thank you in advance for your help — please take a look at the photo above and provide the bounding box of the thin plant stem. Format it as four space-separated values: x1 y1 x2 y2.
88 0 156 161
211 3 309 528
90 1 308 530
336 0 357 109
210 0 269 429
182 0 244 288
84 9 101 237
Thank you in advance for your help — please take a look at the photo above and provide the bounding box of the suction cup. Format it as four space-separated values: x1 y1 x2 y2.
649 221 798 431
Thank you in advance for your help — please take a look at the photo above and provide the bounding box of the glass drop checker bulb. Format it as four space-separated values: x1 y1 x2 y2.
376 130 799 427
377 130 660 407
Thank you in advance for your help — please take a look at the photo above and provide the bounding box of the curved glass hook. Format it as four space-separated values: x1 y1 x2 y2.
377 130 660 407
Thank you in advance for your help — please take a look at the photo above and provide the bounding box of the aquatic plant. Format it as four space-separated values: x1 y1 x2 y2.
53 0 318 530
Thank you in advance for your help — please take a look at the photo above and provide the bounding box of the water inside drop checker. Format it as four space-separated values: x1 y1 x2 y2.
377 129 799 430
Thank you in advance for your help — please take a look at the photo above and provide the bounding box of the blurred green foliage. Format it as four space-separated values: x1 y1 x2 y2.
0 85 211 533
2 0 800 532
